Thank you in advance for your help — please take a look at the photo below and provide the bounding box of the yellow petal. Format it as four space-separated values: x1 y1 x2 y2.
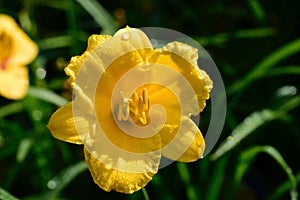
48 102 89 144
86 34 112 51
84 145 159 194
92 51 146 121
66 27 152 88
96 112 162 153
161 116 205 162
148 42 213 115
114 26 153 60
65 35 112 86
72 32 151 117
0 14 38 65
0 64 28 99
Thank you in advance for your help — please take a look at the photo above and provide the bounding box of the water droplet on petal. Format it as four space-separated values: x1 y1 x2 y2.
122 33 130 40
150 39 158 47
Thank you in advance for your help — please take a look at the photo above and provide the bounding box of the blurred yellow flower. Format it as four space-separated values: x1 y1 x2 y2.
48 26 212 194
0 14 38 99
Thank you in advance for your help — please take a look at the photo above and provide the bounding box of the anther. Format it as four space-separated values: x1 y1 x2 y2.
139 112 147 125
117 88 150 125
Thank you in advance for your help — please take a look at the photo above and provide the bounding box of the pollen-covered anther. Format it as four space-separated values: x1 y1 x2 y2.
117 88 150 125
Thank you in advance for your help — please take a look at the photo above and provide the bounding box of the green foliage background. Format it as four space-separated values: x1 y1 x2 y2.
0 0 299 199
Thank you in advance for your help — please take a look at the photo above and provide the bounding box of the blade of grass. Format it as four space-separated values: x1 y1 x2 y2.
45 161 87 199
16 138 34 163
211 96 300 160
38 33 89 50
177 163 198 200
0 102 24 118
247 0 266 23
23 161 88 200
0 187 20 200
75 0 118 34
35 0 69 10
196 27 276 46
265 66 300 77
232 146 298 200
66 0 81 55
228 37 300 96
205 156 228 200
269 172 300 200
27 86 68 106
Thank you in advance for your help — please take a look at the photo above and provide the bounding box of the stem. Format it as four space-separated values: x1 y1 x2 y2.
142 187 150 200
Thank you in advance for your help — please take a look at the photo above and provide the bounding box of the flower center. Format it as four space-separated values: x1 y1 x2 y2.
0 31 12 70
117 88 150 125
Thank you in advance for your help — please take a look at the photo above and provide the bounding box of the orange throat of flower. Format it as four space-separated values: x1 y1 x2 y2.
0 31 12 70
118 88 150 126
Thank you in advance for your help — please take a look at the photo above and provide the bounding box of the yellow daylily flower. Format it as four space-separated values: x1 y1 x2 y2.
0 14 38 100
48 26 213 194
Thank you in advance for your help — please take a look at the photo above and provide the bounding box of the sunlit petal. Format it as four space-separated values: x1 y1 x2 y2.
96 113 162 153
0 14 38 65
65 35 112 86
84 147 159 194
0 64 28 99
48 102 89 144
148 42 213 115
162 116 205 162
114 26 153 60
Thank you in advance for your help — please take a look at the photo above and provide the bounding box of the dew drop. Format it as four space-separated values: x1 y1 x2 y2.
122 33 130 40
36 68 47 79
150 39 158 47
276 85 297 97
32 110 43 121
47 180 57 189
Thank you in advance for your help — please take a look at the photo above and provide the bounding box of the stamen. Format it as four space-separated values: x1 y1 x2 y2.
118 91 131 121
142 88 149 112
139 112 147 125
117 88 150 125
129 91 139 117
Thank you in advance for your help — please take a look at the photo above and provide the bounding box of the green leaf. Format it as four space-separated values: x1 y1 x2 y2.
0 102 24 118
75 0 118 34
22 161 87 200
266 66 300 77
16 138 34 163
27 87 68 107
177 163 198 200
46 161 87 199
228 37 300 95
196 27 276 46
247 0 266 23
205 156 228 200
233 146 298 200
0 187 19 200
211 96 300 160
38 33 89 50
269 172 300 200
